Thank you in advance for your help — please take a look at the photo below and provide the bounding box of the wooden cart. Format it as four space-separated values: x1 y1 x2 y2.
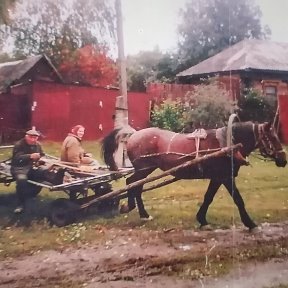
0 144 241 226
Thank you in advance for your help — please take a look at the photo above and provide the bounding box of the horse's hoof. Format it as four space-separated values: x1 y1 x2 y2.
119 204 130 214
140 215 153 221
14 206 24 214
199 224 213 231
249 226 262 233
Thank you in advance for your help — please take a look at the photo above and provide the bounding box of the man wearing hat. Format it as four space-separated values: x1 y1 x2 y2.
10 128 45 213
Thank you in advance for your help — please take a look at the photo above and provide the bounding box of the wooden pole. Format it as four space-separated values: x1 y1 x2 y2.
115 0 128 128
114 0 135 168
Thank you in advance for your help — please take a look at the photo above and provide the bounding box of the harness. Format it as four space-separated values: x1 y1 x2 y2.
253 123 285 158
186 129 207 158
186 114 238 158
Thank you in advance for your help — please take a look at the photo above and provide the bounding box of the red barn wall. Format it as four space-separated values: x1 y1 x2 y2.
0 92 15 131
0 84 35 142
32 82 70 140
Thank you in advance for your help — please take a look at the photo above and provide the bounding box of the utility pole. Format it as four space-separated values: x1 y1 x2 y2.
114 0 135 167
115 0 128 128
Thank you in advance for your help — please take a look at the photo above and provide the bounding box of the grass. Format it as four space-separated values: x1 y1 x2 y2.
0 142 288 259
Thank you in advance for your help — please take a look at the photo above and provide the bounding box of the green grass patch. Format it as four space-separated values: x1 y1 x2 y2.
0 143 288 259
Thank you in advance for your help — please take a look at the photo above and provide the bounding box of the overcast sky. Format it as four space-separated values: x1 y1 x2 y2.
121 0 288 55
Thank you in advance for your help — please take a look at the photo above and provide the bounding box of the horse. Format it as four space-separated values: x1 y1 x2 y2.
101 121 287 230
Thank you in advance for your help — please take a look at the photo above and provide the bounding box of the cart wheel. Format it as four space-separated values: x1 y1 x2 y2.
91 183 119 215
49 198 79 227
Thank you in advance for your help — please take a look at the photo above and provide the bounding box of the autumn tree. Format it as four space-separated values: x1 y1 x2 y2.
178 0 271 69
59 45 118 87
1 0 116 66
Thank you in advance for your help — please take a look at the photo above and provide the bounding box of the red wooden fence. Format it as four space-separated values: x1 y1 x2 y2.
279 94 288 144
1 79 288 144
32 82 150 141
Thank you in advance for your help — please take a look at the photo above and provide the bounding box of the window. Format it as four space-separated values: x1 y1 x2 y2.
264 86 277 107
265 86 277 98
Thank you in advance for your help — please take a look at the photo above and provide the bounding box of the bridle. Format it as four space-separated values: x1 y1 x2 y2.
253 123 285 159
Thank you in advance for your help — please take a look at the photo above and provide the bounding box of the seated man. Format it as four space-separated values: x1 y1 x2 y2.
10 129 45 213
60 125 99 167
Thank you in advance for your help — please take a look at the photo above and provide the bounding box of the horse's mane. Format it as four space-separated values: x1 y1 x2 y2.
232 121 254 134
232 121 256 153
101 128 121 170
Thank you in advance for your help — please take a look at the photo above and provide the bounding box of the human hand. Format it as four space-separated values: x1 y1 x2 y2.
38 157 46 165
30 153 41 160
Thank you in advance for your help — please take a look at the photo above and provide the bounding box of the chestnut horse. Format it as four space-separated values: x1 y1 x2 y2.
102 122 286 230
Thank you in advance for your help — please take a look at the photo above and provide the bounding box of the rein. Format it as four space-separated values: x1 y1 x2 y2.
130 148 223 172
249 152 274 162
133 147 222 162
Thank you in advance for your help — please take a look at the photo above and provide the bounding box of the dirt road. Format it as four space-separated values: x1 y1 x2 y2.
1 221 288 288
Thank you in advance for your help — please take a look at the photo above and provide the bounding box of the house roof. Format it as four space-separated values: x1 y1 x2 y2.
0 54 63 91
177 39 288 77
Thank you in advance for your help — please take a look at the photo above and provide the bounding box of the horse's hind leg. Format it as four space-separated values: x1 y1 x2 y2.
222 178 257 230
120 168 155 219
196 179 221 227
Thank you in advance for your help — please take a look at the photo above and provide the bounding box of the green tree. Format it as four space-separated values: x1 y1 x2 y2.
178 0 271 69
1 0 116 66
0 0 16 50
126 49 163 92
126 49 180 92
0 0 16 24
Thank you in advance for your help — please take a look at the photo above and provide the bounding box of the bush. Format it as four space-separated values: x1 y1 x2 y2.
237 88 276 122
185 80 234 129
150 80 235 131
150 99 186 132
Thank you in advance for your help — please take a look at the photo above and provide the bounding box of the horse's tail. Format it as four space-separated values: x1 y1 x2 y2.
101 128 121 171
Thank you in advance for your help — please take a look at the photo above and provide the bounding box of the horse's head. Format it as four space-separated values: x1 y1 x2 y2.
256 122 287 167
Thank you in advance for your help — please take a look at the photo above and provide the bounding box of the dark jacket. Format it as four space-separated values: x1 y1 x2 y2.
11 138 44 174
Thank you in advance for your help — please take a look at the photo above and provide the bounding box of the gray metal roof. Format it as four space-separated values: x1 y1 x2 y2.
177 39 288 77
0 54 63 91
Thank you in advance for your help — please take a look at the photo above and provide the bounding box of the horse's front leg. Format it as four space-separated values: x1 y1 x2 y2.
222 178 257 230
120 169 154 220
196 179 221 228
